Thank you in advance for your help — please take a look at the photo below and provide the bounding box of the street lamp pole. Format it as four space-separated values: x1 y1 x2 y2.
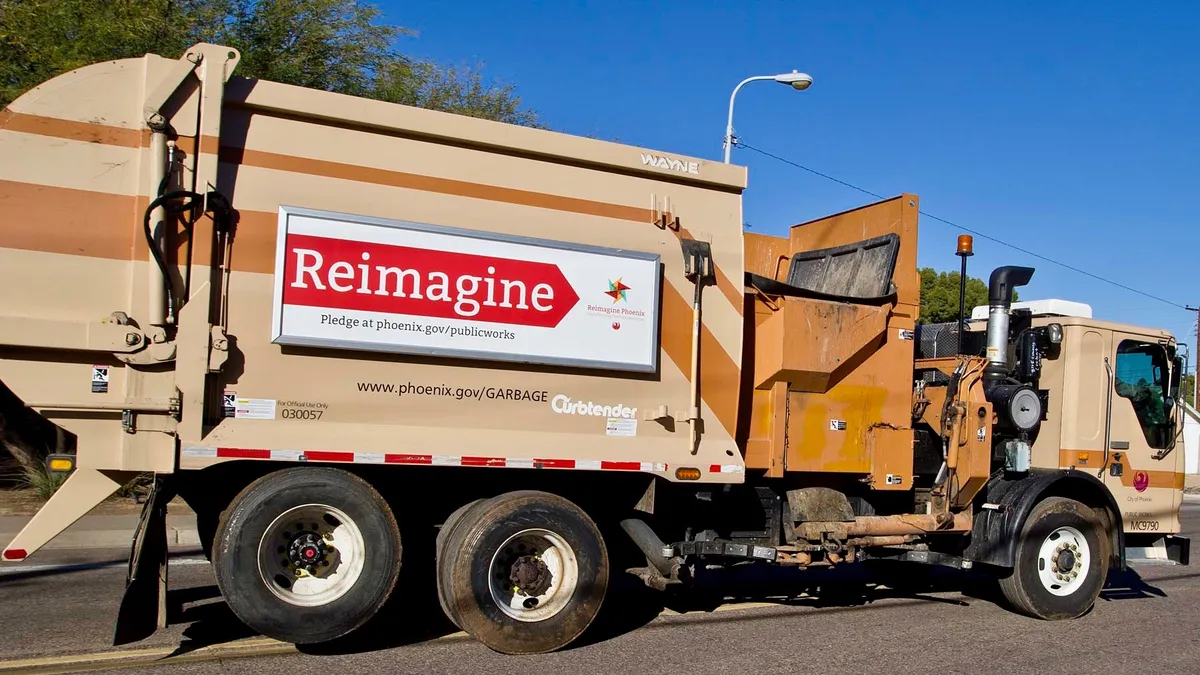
723 70 813 163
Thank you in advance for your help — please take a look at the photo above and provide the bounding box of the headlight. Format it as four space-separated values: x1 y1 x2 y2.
1047 323 1063 344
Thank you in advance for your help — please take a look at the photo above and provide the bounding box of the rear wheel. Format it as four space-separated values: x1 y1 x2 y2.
437 490 608 654
435 498 487 628
998 496 1108 620
211 467 402 643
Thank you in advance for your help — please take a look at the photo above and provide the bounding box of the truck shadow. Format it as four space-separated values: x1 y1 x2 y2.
1099 567 1169 601
159 563 1187 658
165 585 258 656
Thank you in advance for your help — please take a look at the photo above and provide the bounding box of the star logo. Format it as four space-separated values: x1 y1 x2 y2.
605 278 631 304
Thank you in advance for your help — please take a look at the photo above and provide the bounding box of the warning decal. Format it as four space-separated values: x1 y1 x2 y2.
234 398 277 420
92 365 109 394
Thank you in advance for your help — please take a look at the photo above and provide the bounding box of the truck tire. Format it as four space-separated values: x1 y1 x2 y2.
438 490 608 654
211 467 401 644
435 497 488 628
997 496 1108 620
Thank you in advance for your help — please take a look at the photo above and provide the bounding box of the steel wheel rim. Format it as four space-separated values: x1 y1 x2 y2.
487 528 579 622
257 503 365 607
1036 525 1089 596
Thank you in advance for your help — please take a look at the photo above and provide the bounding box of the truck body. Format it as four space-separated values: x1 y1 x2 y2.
0 44 1189 654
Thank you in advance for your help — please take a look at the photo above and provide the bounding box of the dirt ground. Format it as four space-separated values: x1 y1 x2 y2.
0 488 193 517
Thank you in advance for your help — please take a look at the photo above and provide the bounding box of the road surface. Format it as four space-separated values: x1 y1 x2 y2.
1 500 1196 675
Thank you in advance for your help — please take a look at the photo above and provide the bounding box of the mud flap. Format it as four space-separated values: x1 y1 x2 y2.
113 476 175 646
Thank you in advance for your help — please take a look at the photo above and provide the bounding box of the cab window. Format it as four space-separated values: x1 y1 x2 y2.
1114 340 1172 449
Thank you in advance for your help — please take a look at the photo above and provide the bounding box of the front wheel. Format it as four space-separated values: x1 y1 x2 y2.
438 490 608 654
211 467 402 643
998 496 1108 620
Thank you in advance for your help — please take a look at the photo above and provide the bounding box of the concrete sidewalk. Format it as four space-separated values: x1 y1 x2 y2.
0 513 200 551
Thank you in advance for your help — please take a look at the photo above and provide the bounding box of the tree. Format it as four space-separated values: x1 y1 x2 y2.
1182 373 1195 408
0 0 542 126
918 267 1017 324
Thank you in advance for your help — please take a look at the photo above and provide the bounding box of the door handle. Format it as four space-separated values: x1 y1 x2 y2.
1110 440 1130 450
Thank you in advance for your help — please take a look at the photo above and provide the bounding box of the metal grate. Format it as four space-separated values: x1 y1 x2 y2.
915 322 964 359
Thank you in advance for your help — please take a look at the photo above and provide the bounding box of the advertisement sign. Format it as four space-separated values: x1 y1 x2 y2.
271 206 662 372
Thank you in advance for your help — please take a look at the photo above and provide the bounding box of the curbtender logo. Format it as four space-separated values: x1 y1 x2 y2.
551 394 637 419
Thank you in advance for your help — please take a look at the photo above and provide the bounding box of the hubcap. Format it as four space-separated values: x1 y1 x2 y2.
510 555 551 597
488 529 579 622
257 504 366 607
1036 525 1089 597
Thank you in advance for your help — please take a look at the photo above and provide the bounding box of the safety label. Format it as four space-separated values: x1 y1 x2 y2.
606 418 637 437
234 397 277 420
829 419 847 431
223 391 237 418
91 365 109 394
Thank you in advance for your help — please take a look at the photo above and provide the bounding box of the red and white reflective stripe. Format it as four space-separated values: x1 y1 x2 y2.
709 464 744 474
181 445 675 473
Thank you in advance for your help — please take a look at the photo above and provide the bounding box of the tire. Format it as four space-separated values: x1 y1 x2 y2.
211 467 402 644
439 490 608 654
998 496 1108 620
435 498 488 628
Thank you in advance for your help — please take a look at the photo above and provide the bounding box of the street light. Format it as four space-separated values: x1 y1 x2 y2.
723 70 813 163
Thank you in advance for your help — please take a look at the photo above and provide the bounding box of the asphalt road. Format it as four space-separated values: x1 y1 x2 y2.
2 501 1197 675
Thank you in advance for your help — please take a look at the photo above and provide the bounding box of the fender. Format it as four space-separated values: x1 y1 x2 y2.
964 468 1125 571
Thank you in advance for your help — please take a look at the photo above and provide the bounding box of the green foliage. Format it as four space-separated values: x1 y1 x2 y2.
0 0 541 126
1182 373 1195 408
116 472 153 500
18 463 69 501
918 267 1017 324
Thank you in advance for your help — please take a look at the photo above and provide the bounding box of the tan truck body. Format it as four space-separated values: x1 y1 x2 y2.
0 44 1189 652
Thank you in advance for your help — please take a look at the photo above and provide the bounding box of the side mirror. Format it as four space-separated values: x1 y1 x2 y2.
1170 355 1183 399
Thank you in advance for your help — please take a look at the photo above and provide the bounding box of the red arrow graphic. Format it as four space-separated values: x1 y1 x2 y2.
282 233 580 328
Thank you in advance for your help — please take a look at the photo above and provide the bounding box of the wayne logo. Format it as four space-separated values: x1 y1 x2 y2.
640 153 700 175
588 277 646 321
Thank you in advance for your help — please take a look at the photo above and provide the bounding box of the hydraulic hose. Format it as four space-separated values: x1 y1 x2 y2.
142 188 204 325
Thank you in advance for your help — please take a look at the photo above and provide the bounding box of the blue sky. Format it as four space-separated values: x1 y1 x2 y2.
381 1 1199 361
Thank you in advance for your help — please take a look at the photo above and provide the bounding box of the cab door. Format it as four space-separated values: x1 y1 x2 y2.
1104 335 1183 534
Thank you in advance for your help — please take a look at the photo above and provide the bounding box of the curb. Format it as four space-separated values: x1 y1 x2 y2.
0 519 199 551
0 528 199 551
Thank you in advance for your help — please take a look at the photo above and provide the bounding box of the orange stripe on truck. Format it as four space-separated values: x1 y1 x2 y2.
1059 450 1185 490
0 179 137 260
0 110 143 148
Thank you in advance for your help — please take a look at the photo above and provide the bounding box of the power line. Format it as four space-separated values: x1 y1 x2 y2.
735 141 1190 311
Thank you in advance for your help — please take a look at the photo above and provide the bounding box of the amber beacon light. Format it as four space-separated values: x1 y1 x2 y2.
956 234 974 354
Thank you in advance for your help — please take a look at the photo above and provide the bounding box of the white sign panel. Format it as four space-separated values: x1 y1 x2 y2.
270 206 662 372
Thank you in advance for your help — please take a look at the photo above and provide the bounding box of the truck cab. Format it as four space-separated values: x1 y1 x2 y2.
971 300 1189 562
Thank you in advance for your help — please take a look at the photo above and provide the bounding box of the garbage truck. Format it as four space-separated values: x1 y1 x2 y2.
0 43 1190 655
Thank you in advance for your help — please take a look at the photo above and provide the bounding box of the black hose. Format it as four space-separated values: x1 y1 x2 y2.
142 189 204 323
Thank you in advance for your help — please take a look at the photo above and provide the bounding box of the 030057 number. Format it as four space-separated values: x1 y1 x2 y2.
281 408 323 421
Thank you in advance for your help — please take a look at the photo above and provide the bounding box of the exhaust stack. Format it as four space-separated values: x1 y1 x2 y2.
985 266 1035 379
